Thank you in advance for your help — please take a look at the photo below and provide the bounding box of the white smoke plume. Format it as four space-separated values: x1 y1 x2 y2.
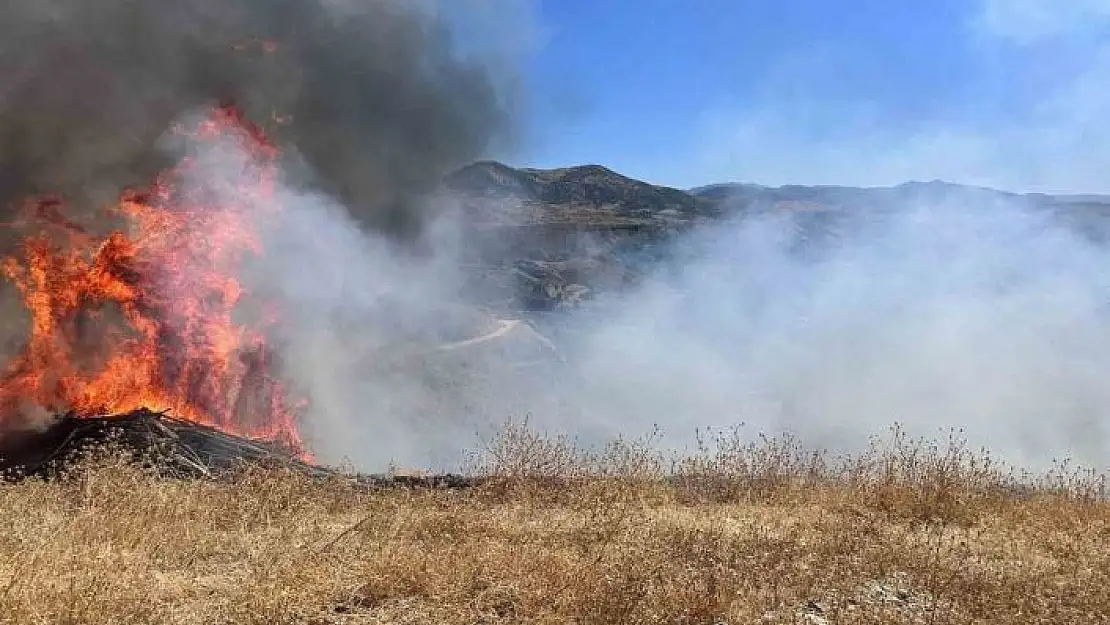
168 0 1110 475
229 164 1110 474
568 195 1110 472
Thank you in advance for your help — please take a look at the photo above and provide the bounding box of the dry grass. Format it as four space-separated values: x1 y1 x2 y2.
0 419 1108 624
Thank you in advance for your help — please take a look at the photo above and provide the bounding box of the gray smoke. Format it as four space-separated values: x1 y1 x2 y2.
181 116 1110 474
547 191 1110 473
0 0 511 240
255 181 1110 473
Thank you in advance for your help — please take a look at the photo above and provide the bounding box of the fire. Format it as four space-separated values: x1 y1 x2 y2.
0 106 306 454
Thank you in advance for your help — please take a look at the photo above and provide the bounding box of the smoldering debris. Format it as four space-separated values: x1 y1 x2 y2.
0 408 480 488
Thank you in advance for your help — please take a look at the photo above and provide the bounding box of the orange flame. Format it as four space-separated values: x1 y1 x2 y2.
0 106 307 455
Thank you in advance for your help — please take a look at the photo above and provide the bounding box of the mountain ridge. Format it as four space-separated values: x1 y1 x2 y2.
446 160 1110 215
444 160 717 220
442 160 1110 312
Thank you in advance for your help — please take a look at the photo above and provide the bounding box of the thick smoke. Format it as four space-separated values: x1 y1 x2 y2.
244 170 1110 473
164 112 542 469
560 194 1110 472
0 0 529 453
0 0 510 240
175 114 1110 473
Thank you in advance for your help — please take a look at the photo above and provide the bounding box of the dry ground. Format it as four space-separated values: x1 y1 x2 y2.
0 420 1107 624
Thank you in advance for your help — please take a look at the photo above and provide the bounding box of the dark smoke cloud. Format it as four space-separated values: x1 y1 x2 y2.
0 0 512 240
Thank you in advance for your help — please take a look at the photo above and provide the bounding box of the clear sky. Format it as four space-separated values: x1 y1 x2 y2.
508 0 1110 193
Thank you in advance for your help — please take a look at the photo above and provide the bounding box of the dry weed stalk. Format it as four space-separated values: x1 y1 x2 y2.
0 419 1106 624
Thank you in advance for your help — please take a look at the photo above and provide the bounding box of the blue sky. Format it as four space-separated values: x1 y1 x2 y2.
505 0 1110 193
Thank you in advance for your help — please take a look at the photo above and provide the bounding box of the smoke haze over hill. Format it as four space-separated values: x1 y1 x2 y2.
259 156 1110 472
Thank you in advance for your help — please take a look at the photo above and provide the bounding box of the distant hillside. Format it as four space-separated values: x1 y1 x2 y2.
448 161 1110 220
689 179 1110 214
442 162 722 311
444 161 718 227
442 161 1110 311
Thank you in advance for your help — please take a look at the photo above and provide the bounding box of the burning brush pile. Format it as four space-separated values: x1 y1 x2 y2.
0 0 515 482
0 108 477 489
0 108 316 480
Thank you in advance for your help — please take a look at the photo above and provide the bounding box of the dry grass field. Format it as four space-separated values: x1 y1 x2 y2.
0 419 1107 625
